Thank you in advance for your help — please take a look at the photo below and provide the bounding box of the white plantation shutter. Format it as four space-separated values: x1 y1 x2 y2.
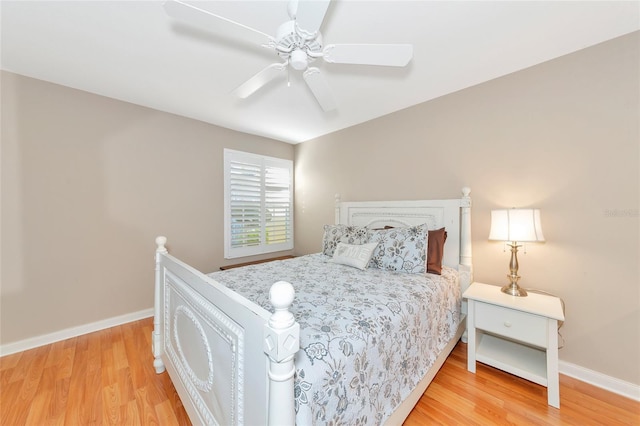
228 159 262 249
224 149 293 258
264 163 292 245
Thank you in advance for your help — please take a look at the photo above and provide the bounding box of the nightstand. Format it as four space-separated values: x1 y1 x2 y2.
463 282 565 408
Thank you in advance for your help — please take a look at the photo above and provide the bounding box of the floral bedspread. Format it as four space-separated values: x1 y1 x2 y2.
208 254 461 425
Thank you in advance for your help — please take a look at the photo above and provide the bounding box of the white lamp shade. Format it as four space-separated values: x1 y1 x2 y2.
488 209 545 242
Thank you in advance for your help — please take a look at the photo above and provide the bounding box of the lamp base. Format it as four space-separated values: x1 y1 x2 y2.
501 283 528 297
501 242 528 297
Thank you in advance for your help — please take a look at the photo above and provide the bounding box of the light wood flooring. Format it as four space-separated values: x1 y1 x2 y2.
1 317 638 425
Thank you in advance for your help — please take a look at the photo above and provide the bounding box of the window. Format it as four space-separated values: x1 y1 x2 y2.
224 149 293 259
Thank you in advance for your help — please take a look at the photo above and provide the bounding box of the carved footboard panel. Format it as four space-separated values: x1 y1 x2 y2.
165 270 259 425
153 238 284 425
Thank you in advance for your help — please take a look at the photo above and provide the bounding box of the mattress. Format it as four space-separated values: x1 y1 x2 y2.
209 253 461 425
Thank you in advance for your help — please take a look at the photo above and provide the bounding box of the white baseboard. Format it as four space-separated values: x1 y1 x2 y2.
560 360 640 402
2 311 639 404
0 308 154 357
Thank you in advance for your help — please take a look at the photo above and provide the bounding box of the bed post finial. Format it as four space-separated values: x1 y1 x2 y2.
462 187 471 198
156 236 168 254
335 194 341 224
268 281 296 329
264 281 299 426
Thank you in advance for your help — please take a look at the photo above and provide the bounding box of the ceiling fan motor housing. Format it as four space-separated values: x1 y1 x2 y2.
275 20 322 70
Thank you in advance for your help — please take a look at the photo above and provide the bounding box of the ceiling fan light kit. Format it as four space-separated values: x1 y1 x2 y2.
164 0 413 111
289 48 309 71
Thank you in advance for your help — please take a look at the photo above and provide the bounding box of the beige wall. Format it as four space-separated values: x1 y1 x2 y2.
1 31 638 387
294 32 639 385
0 71 293 344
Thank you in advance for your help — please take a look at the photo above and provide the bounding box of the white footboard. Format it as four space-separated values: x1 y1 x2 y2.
153 237 299 425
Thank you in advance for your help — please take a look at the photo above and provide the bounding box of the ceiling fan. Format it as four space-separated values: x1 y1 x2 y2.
164 0 413 111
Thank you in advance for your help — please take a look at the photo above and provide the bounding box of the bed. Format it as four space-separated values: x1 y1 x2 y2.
152 188 473 425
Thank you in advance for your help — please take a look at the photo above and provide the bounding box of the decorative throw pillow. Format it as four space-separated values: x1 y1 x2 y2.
331 242 379 270
322 224 370 257
368 224 429 274
427 227 448 275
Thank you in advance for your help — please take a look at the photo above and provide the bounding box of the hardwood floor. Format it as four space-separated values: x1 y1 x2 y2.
406 344 640 426
0 317 189 425
1 317 638 425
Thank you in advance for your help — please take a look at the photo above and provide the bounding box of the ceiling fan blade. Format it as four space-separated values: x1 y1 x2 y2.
292 0 331 38
164 0 274 47
323 44 413 67
303 67 336 112
232 63 287 99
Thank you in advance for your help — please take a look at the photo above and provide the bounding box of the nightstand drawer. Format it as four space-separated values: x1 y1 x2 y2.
475 302 548 348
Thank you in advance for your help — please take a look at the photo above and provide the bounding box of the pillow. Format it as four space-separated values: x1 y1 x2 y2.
376 226 448 274
368 224 428 274
322 224 369 256
331 242 379 270
426 227 448 275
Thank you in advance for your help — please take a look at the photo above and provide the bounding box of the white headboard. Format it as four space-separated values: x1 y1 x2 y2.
335 188 473 286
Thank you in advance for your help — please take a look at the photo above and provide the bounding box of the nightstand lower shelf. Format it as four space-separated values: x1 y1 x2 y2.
476 333 547 386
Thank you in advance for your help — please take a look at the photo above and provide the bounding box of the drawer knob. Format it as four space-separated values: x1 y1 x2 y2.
504 321 512 328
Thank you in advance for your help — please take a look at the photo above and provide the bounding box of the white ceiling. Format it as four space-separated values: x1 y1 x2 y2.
2 1 638 144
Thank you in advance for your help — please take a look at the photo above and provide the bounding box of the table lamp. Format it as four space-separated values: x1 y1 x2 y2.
489 208 545 297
